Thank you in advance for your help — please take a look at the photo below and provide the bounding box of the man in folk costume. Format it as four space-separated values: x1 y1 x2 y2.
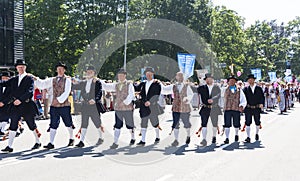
100 68 135 149
197 73 222 146
0 59 41 153
243 74 264 143
72 66 104 148
223 75 247 144
135 67 162 146
161 72 193 146
0 71 13 136
34 62 74 149
278 83 286 114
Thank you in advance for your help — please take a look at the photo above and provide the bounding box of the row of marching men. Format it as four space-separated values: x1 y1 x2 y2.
0 60 264 153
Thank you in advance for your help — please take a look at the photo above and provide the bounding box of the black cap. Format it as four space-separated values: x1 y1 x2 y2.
14 59 27 67
227 75 238 82
55 62 67 70
143 67 155 74
117 68 127 75
86 65 96 71
246 74 256 81
204 73 213 80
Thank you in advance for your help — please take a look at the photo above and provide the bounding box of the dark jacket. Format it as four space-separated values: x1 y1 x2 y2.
197 84 222 115
72 78 104 114
243 85 264 106
0 75 38 116
135 81 162 118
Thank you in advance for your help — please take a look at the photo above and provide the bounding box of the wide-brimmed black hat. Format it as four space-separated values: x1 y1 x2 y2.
227 75 238 82
1 71 12 77
143 67 155 74
246 74 256 81
204 73 213 80
14 59 27 67
55 62 67 70
86 65 96 72
117 68 127 75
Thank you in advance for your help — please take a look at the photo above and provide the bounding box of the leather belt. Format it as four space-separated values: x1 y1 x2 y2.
246 104 260 109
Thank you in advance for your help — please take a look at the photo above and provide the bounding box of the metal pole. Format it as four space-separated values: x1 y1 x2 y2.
123 0 129 71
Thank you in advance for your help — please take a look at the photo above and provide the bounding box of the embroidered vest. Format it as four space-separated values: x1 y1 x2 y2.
51 76 70 107
114 81 133 111
172 84 191 113
224 87 240 111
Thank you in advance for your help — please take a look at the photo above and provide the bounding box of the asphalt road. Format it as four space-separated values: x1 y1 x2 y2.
1 103 299 181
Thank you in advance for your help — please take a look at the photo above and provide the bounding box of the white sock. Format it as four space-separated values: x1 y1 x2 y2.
202 127 207 140
186 128 191 137
114 128 121 144
141 128 147 142
97 128 103 139
212 127 217 137
155 127 160 139
33 130 41 144
67 127 74 139
225 128 230 139
246 126 251 138
130 129 135 140
8 131 17 148
80 128 87 142
50 128 57 144
174 129 179 140
1 122 7 132
256 126 260 134
235 128 239 135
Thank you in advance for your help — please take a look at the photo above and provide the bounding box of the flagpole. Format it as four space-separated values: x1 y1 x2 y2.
123 0 129 71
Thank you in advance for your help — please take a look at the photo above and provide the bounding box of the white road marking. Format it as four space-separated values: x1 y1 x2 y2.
155 174 174 181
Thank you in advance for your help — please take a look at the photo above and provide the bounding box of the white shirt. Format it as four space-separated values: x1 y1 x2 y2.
85 78 93 93
207 85 213 96
145 79 154 95
100 80 135 105
18 72 27 86
160 83 194 103
34 76 71 104
239 90 247 108
250 84 256 94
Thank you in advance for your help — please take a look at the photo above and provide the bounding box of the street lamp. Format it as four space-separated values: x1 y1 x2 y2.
123 0 129 71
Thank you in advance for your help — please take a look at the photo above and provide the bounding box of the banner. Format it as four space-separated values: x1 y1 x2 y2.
177 53 196 80
268 72 277 82
251 68 262 81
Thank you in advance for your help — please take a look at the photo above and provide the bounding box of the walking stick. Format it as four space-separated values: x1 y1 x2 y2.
195 126 202 137
75 128 81 139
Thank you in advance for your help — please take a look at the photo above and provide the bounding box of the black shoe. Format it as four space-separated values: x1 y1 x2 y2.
129 139 135 145
16 132 21 137
235 135 239 142
75 141 85 148
43 143 54 149
32 143 41 150
200 139 207 146
1 146 13 153
186 136 191 144
110 143 118 149
255 134 259 141
171 140 179 147
19 127 24 133
212 136 216 144
224 138 229 144
0 131 5 136
137 140 146 146
154 138 160 144
67 139 74 146
245 137 251 143
95 138 104 145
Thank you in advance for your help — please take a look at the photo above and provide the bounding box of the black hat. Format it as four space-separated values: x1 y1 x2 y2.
143 67 155 74
55 62 67 70
246 74 256 81
227 75 238 82
204 73 213 80
1 71 11 77
117 68 127 75
14 59 27 67
86 65 96 71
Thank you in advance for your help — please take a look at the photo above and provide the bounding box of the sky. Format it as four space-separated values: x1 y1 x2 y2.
212 0 300 27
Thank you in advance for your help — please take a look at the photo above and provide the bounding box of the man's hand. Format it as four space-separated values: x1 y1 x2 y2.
13 99 22 106
144 101 151 107
259 104 263 109
0 102 4 107
89 99 96 105
239 106 244 113
27 73 38 81
208 99 213 104
183 97 189 104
